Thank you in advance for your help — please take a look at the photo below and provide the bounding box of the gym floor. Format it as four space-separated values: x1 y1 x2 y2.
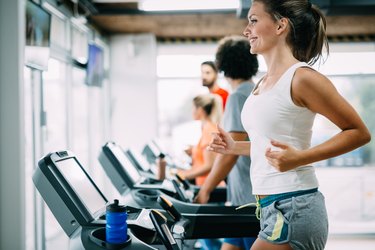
325 235 375 250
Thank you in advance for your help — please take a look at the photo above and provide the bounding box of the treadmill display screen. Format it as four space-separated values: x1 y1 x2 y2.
110 145 142 185
55 158 107 216
130 149 151 172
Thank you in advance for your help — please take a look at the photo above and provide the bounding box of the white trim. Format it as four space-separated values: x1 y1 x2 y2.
0 0 26 249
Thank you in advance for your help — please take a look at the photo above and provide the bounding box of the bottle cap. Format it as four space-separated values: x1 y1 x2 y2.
106 199 126 213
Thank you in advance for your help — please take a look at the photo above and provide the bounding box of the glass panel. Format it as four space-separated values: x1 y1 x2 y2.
157 55 213 78
156 48 375 235
71 26 88 63
88 88 104 150
42 58 69 250
50 14 66 49
157 78 207 159
87 87 107 187
43 58 67 151
312 75 375 167
71 67 89 167
157 50 375 166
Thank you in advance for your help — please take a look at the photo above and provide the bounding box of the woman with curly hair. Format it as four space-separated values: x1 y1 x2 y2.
196 35 259 250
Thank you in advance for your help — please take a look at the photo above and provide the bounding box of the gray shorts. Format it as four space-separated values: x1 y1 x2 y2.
258 191 328 250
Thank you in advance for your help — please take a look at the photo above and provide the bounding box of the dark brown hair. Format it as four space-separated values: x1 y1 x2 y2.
254 0 329 65
201 61 218 73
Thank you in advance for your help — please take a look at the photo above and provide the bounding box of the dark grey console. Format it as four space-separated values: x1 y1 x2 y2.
33 151 160 250
99 141 260 238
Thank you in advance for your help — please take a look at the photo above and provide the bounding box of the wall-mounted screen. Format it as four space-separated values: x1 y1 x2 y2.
25 0 51 70
86 43 104 87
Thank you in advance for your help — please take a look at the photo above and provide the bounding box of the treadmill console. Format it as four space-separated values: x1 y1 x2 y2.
141 142 161 165
33 151 156 240
33 151 108 236
126 148 156 175
99 142 193 202
99 142 143 191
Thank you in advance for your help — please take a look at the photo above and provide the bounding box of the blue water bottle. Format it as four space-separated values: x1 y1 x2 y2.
106 199 128 244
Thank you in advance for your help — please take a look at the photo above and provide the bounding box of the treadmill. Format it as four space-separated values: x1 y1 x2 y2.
126 147 229 205
141 140 189 171
100 142 224 205
125 147 158 178
33 151 161 250
34 150 260 249
99 141 259 217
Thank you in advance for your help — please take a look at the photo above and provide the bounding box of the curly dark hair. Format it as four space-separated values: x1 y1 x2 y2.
215 36 258 79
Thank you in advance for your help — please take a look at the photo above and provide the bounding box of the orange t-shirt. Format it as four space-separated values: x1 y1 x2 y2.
213 87 229 109
191 121 217 186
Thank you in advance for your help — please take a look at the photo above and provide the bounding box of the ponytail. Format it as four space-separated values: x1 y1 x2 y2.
208 95 223 124
193 94 223 124
308 5 329 65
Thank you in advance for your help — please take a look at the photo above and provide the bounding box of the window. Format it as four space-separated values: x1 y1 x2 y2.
23 5 110 249
311 52 375 167
43 58 68 152
71 67 90 167
50 15 67 50
156 44 375 168
156 52 227 155
156 43 375 234
71 25 88 63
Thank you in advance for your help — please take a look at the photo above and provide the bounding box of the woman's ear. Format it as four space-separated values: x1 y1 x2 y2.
276 17 288 35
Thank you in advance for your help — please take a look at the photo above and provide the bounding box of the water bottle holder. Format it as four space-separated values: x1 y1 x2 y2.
90 227 131 249
134 189 160 201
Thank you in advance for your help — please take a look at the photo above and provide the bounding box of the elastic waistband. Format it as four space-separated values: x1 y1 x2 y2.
258 188 318 208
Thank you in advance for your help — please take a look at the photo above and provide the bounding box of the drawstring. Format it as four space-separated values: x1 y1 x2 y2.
236 188 318 221
235 195 261 220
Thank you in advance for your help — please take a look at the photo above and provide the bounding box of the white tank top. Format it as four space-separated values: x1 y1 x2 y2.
241 62 319 195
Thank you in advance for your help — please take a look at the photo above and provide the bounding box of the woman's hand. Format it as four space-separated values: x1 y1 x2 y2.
176 169 190 180
265 140 304 172
207 124 235 154
194 189 210 204
184 145 193 157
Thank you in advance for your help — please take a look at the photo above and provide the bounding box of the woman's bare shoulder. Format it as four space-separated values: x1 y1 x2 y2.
292 66 337 108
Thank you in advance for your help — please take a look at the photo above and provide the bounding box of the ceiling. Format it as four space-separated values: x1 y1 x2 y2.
75 0 375 41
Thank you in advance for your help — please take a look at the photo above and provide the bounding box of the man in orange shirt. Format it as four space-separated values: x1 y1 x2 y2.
201 61 229 109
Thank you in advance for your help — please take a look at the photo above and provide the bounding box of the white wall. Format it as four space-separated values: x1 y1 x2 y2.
0 0 26 249
110 34 158 150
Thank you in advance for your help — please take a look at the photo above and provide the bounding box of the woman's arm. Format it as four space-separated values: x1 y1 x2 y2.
266 68 371 172
207 124 251 156
178 150 216 180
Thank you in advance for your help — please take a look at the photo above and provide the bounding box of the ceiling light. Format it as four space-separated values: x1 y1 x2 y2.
139 0 239 12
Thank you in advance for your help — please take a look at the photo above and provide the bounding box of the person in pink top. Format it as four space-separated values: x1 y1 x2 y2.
178 94 223 186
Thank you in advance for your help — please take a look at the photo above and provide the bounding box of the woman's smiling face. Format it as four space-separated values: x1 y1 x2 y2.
243 1 281 55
